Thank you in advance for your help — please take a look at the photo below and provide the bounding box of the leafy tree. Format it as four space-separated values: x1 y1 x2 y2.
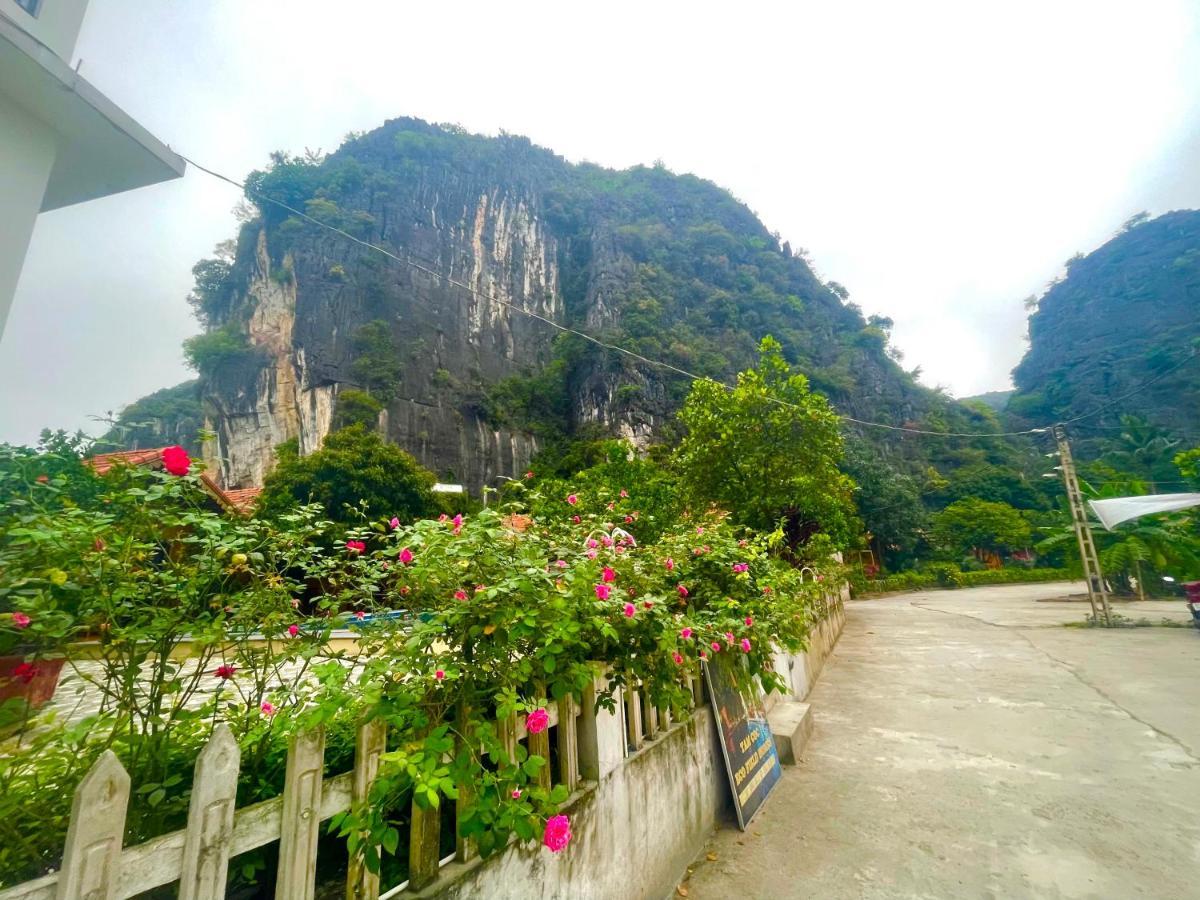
1100 415 1184 485
1038 510 1199 597
349 321 404 402
841 438 926 568
257 426 439 525
182 325 262 375
928 462 1051 511
931 498 1031 559
1176 446 1200 488
332 389 383 431
675 336 857 548
186 241 238 328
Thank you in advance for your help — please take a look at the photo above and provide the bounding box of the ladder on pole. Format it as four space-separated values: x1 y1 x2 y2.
1054 425 1111 625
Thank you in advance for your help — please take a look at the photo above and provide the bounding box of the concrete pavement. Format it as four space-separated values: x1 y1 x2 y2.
683 583 1200 899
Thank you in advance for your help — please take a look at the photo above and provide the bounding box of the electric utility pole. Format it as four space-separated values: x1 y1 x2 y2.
1053 425 1111 625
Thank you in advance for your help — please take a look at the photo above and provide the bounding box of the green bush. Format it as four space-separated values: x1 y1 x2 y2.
0 438 839 886
858 565 1074 595
182 325 263 375
256 425 439 526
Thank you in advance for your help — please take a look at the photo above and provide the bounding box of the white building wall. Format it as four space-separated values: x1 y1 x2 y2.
0 0 88 60
0 91 55 337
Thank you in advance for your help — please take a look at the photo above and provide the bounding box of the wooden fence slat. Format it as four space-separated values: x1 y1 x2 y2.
346 720 387 900
178 724 241 900
556 695 579 791
55 750 130 900
499 712 518 764
528 686 552 791
625 683 644 751
646 702 659 740
454 701 476 863
274 727 326 900
407 795 441 891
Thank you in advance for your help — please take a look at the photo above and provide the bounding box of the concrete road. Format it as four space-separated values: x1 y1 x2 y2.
684 583 1200 899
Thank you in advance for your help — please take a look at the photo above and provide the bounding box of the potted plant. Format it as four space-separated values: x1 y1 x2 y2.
0 613 67 708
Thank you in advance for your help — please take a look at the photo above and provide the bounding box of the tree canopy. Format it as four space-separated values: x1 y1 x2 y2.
257 426 439 526
674 336 857 547
931 498 1031 559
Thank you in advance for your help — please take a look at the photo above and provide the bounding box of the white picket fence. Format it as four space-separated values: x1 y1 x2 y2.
0 669 698 900
0 590 845 900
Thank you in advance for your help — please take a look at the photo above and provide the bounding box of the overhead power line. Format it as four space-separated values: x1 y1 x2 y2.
178 154 1193 441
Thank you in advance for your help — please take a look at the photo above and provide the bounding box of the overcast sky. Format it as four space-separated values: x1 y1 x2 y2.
3 0 1199 445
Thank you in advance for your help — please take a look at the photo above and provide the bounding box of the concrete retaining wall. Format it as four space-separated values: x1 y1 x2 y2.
420 593 846 900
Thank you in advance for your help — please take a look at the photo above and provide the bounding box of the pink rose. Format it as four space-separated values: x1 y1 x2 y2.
354 611 366 621
260 701 276 716
11 612 30 629
566 494 578 506
526 707 549 735
213 664 236 679
586 549 598 559
346 540 366 553
745 616 753 626
389 517 400 530
711 641 721 652
399 547 414 565
741 638 752 652
435 669 445 681
555 559 568 568
288 624 300 637
602 567 616 583
595 583 612 600
452 514 463 533
732 562 749 573
454 590 468 602
673 652 684 665
572 515 581 524
623 603 635 618
161 445 191 476
680 627 693 639
512 787 522 799
543 814 572 852
619 489 629 498
664 558 675 571
677 584 689 598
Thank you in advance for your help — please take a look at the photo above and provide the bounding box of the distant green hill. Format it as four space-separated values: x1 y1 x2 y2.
1009 210 1200 446
960 390 1013 413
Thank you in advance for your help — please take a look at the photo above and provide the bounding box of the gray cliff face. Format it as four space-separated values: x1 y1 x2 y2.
193 118 958 493
203 181 567 490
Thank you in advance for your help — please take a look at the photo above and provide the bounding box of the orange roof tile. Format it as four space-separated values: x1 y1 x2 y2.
84 448 167 474
84 448 261 516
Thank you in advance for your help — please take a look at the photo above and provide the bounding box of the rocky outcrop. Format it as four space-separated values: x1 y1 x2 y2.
1010 210 1200 444
186 117 980 492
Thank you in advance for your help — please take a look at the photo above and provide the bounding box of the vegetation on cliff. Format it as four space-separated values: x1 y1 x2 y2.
1010 210 1200 447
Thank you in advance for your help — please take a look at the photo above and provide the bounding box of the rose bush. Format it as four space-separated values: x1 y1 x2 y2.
0 439 837 890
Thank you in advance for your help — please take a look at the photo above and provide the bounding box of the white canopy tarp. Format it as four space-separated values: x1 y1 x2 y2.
1088 493 1200 531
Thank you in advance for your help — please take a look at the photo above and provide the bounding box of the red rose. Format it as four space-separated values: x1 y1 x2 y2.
12 662 39 684
162 446 191 476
